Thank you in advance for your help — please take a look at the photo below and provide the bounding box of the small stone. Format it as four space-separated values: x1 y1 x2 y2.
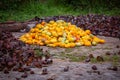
92 65 97 70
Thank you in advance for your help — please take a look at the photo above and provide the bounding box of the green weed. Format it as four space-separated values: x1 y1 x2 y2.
0 0 120 22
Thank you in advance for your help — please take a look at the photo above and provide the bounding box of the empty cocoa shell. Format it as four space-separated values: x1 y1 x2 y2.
30 71 35 74
4 68 9 74
89 54 94 58
92 65 97 70
41 68 48 75
96 56 104 62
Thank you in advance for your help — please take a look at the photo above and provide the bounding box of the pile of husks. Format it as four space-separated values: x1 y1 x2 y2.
29 15 120 38
0 31 52 74
20 20 105 48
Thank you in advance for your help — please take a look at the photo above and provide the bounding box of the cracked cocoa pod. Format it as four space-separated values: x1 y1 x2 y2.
92 65 97 70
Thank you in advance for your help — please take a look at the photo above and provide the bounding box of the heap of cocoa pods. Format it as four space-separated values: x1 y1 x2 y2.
0 31 52 74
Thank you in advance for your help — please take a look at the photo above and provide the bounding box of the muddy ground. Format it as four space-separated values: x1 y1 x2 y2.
0 32 120 80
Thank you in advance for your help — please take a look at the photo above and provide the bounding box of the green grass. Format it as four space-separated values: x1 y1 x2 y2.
65 48 74 53
0 0 120 22
103 55 120 66
60 52 86 62
59 52 120 64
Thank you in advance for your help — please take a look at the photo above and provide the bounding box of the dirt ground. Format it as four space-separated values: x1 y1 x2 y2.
0 32 120 80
